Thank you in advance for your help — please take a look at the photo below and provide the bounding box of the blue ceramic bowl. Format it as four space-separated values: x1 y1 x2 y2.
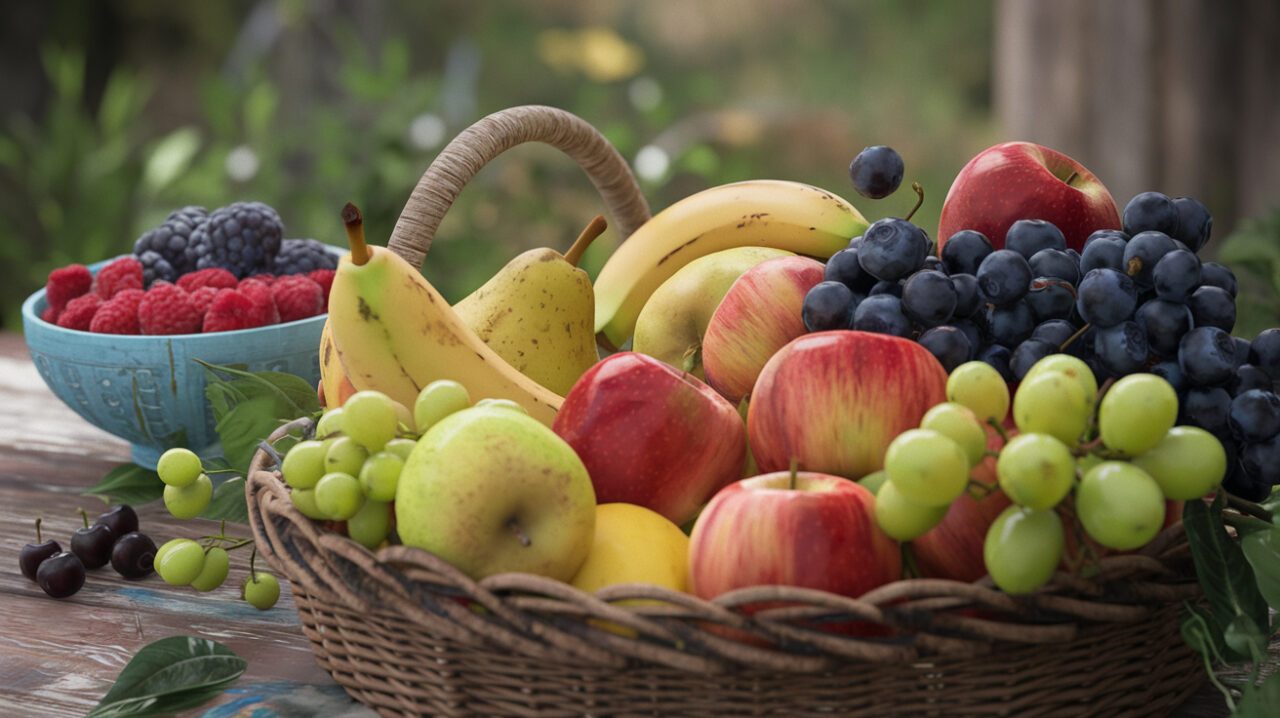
22 255 336 468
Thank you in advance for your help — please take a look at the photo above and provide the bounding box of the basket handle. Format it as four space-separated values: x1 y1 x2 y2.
387 105 652 268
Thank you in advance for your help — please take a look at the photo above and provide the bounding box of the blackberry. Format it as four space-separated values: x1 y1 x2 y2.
133 206 208 274
273 239 338 275
137 251 177 286
187 202 284 278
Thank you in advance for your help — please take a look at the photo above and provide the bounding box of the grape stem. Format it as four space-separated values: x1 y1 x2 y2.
1073 437 1104 457
986 418 1011 444
1222 512 1274 535
901 544 921 579
904 182 925 223
1059 323 1092 352
965 479 996 500
1224 493 1274 522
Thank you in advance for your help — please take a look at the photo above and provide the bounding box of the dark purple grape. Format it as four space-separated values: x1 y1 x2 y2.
1226 455 1273 500
1200 262 1237 298
1005 219 1067 259
950 320 983 354
802 282 856 332
1122 231 1177 288
1228 390 1280 442
1031 319 1077 348
858 218 930 281
941 230 993 275
70 515 114 570
852 294 912 338
95 505 138 538
984 301 1036 346
1011 339 1057 380
824 248 876 292
869 279 902 297
922 256 945 273
1151 360 1186 393
1136 299 1193 358
1234 337 1252 368
1094 321 1149 375
1080 236 1126 274
901 270 956 327
1187 286 1236 332
1077 268 1137 328
1029 248 1080 284
1251 329 1280 380
918 326 973 373
1179 327 1238 387
110 532 157 580
1230 365 1274 397
1123 191 1179 236
37 552 86 599
1026 278 1076 322
1183 386 1232 434
1084 229 1129 248
1152 249 1201 302
1172 196 1212 252
976 250 1032 306
950 273 981 318
19 519 61 582
848 146 904 200
977 343 1015 382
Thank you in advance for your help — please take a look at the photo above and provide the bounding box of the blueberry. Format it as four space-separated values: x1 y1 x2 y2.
1250 328 1280 379
1151 360 1186 393
923 256 946 273
1026 278 1076 322
1005 219 1066 259
1122 231 1177 288
976 250 1032 306
1234 337 1251 368
1199 262 1238 298
1152 249 1201 302
1011 339 1057 380
918 326 973 373
857 218 930 281
1188 286 1236 332
869 280 903 298
1182 386 1232 434
1076 268 1137 328
802 282 856 332
1171 197 1212 252
1241 436 1280 486
1094 321 1149 375
901 270 957 327
1229 390 1280 442
1080 236 1127 274
950 273 982 319
1123 191 1179 236
950 320 983 355
824 248 877 292
1084 229 1129 248
976 343 1015 382
1031 319 1077 348
848 146 905 200
1028 248 1080 284
1230 365 1274 398
984 301 1036 347
941 230 993 275
1179 326 1237 387
851 294 912 338
1136 299 1193 358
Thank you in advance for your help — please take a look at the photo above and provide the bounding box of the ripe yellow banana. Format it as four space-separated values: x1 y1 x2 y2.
327 207 563 426
594 179 868 348
318 320 356 410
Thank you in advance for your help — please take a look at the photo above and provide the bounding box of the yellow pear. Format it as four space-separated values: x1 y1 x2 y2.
454 217 604 396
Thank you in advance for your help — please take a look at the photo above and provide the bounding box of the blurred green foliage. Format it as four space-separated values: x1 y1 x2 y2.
1221 209 1280 339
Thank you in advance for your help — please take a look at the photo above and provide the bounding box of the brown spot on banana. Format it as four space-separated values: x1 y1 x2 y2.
656 235 703 266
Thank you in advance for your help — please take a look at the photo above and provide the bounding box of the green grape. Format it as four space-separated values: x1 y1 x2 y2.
290 488 327 520
164 473 213 520
475 398 527 414
946 361 1010 425
315 408 345 438
157 448 202 488
341 390 399 452
1077 452 1103 475
1132 426 1227 500
1077 462 1165 550
315 472 363 520
359 451 404 503
1024 354 1099 410
190 547 230 592
874 479 949 541
155 538 206 586
324 436 368 477
1012 371 1090 446
413 380 471 433
1098 373 1178 456
347 500 391 549
983 505 1064 594
281 440 327 489
242 572 280 610
384 438 417 462
883 429 969 507
857 470 887 496
920 402 988 467
996 433 1076 510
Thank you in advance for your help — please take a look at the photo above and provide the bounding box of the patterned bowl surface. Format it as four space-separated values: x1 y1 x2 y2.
21 256 334 468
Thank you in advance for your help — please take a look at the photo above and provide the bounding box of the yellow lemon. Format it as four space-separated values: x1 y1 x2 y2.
572 503 689 596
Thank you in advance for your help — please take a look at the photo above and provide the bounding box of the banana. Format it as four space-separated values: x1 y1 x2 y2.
593 179 868 348
318 320 357 410
328 208 562 426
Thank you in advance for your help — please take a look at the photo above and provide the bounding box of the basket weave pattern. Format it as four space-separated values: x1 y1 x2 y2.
247 106 1206 716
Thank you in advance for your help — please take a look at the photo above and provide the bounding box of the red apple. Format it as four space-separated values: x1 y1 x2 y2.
937 141 1121 253
702 256 825 404
688 471 900 599
553 352 746 526
748 331 948 479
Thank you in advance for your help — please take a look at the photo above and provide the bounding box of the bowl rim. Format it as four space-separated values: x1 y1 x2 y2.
22 248 342 342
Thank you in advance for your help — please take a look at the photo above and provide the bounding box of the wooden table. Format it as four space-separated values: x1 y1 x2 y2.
0 332 1231 717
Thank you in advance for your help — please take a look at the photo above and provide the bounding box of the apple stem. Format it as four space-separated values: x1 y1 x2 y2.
681 343 702 375
1064 171 1080 187
788 457 799 490
34 517 43 544
508 518 532 547
1059 323 1092 352
79 508 89 530
342 203 370 267
565 215 607 267
986 418 1010 444
903 182 925 223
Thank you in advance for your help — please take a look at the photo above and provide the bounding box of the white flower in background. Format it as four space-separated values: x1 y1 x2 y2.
634 145 669 182
225 145 259 182
409 113 447 151
629 77 663 112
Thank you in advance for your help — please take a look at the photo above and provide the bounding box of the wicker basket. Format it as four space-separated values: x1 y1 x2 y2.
246 106 1206 717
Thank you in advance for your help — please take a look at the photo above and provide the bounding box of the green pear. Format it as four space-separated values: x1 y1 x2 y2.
454 218 604 396
632 246 793 377
396 405 596 581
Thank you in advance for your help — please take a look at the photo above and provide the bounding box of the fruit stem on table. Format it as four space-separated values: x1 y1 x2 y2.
343 202 369 266
904 182 925 223
565 215 607 267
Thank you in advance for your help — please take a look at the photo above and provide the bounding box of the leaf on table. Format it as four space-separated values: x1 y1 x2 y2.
200 476 248 524
86 635 246 718
1240 526 1280 613
85 464 165 506
1235 672 1280 718
1182 498 1272 662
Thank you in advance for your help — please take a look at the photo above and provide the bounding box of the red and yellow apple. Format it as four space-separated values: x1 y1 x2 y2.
552 352 746 526
702 256 825 404
688 471 900 599
748 331 948 479
937 141 1121 253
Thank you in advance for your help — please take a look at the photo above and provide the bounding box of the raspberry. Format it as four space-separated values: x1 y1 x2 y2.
90 289 144 335
203 289 266 333
134 206 208 274
245 273 276 285
41 306 59 324
56 294 103 331
46 264 93 310
177 268 238 293
238 279 280 326
137 250 177 286
189 286 219 322
187 202 284 277
274 239 338 275
138 282 202 335
308 269 335 310
94 257 144 299
272 276 325 323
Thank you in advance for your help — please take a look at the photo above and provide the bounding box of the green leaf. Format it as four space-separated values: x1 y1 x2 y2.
215 395 287 476
199 477 248 524
1183 498 1271 662
1240 526 1280 612
142 127 202 194
84 464 165 506
86 636 245 718
246 371 321 416
1236 673 1280 718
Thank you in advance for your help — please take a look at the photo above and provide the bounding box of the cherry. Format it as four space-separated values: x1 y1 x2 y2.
111 532 157 580
19 518 61 581
37 551 86 598
96 504 138 537
71 509 115 570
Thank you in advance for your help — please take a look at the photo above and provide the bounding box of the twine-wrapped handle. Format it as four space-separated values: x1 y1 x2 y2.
387 105 652 268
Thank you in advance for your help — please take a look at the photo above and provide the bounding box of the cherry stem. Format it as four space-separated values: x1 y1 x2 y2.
343 203 369 266
1059 323 1092 352
789 457 799 490
564 215 607 267
79 508 90 530
904 182 925 223
1225 493 1274 522
508 519 531 548
35 517 43 544
986 418 1011 444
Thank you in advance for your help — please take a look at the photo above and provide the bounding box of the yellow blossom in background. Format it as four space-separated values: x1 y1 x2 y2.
537 27 644 83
